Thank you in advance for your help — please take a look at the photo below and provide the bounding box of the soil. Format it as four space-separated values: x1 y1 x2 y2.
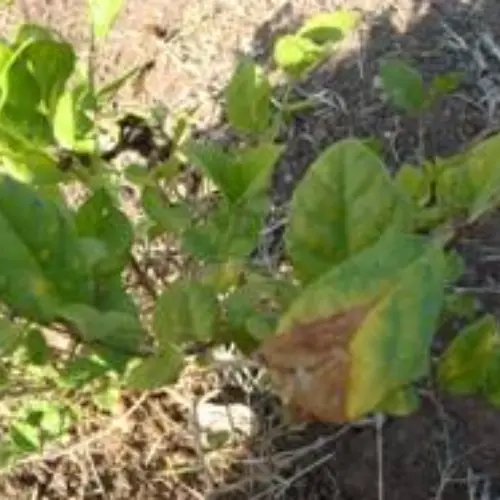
3 0 500 499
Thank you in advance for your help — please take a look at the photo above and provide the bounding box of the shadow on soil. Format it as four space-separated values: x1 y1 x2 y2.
204 1 500 499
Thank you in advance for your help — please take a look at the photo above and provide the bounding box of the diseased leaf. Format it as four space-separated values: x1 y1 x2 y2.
153 280 219 348
273 35 326 79
0 175 93 323
260 230 447 422
226 57 272 136
297 10 360 45
379 59 427 113
286 139 410 283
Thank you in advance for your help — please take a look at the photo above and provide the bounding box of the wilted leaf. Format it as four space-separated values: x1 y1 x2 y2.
153 280 218 348
259 230 447 422
75 189 133 275
286 139 410 283
379 59 427 113
274 35 326 79
297 10 360 45
225 57 272 136
88 0 123 38
0 175 94 323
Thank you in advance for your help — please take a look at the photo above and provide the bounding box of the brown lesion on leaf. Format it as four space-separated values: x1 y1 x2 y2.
254 301 373 423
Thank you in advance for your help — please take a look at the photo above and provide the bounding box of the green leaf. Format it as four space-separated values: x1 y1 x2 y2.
88 0 123 39
394 164 431 207
10 421 40 452
188 142 283 203
273 35 326 79
297 10 360 45
53 83 95 151
94 273 139 316
379 59 427 113
57 304 144 352
19 39 76 115
278 229 447 420
153 280 219 348
12 23 57 46
126 345 184 390
25 328 50 365
61 356 109 389
0 41 40 112
75 189 133 275
286 139 410 283
0 318 24 356
141 186 190 236
225 57 272 135
435 133 500 220
429 72 462 101
0 175 94 323
439 315 500 405
183 195 268 262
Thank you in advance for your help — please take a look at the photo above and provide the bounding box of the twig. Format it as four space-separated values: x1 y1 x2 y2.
130 254 158 301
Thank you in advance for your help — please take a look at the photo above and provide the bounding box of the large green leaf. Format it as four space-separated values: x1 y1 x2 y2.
379 59 427 113
225 57 272 136
297 10 360 45
88 0 124 39
273 35 326 80
153 280 219 348
188 142 283 203
277 229 447 420
18 39 76 115
75 189 133 276
0 175 93 323
438 315 500 405
57 303 144 352
286 139 410 283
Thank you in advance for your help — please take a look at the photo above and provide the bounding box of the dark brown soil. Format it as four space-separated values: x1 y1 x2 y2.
3 0 500 499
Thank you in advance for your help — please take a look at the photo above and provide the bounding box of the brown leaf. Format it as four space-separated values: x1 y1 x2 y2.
254 301 373 423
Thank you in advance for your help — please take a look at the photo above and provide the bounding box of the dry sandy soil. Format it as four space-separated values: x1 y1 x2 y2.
3 0 500 499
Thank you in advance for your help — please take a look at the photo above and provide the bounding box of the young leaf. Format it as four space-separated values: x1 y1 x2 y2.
10 421 40 452
18 39 76 115
273 35 326 80
188 142 283 203
153 280 219 348
267 230 447 422
379 59 427 113
438 315 500 404
297 10 360 45
225 57 272 136
0 175 94 323
141 186 190 236
88 0 123 39
126 345 184 390
60 356 109 389
286 139 410 283
394 164 431 207
429 72 463 102
75 189 133 276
